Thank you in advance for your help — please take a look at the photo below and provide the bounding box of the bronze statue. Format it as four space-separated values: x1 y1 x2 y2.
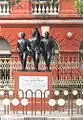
17 32 30 70
28 28 41 71
40 32 55 71
17 30 55 71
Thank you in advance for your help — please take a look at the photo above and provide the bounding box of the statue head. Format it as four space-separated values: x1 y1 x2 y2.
45 31 49 38
18 32 25 39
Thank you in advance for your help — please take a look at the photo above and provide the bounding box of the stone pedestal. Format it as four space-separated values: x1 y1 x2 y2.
14 71 52 92
11 71 54 111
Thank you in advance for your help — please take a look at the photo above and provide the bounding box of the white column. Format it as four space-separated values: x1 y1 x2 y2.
38 3 41 14
42 4 45 14
7 4 9 14
34 3 37 14
0 4 1 14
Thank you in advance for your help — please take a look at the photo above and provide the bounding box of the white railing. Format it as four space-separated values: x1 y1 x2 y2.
32 1 58 15
0 1 10 15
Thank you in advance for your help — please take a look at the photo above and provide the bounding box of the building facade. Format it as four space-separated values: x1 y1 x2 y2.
0 0 83 90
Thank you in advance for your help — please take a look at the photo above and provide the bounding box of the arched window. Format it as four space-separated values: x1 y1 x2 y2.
79 42 83 60
51 37 59 59
0 38 11 88
79 42 83 70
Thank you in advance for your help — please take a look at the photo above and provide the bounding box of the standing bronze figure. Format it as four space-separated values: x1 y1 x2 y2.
29 28 41 71
41 32 55 71
17 32 30 70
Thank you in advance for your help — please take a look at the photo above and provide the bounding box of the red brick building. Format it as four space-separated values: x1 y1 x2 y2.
0 0 83 89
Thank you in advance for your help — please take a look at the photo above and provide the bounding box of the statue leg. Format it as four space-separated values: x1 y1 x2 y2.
44 53 47 65
46 52 51 71
23 51 27 70
32 52 35 64
31 51 37 70
43 52 49 71
19 53 24 70
34 52 40 71
31 52 35 69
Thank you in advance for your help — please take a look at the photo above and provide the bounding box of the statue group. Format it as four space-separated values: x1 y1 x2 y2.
17 28 55 71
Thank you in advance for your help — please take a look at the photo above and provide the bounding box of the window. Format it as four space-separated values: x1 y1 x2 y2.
0 38 11 88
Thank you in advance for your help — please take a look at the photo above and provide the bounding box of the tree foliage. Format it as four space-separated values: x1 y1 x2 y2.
8 0 21 6
75 0 83 16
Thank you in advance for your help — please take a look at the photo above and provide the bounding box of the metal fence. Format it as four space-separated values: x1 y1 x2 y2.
0 56 83 89
0 57 83 117
0 89 83 116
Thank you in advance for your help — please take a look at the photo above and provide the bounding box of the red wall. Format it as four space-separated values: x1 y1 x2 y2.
0 24 83 57
0 0 81 58
0 0 77 18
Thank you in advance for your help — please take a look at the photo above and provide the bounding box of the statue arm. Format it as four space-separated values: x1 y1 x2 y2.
52 41 55 56
35 28 39 32
35 28 41 41
27 41 32 52
17 41 20 52
40 40 44 53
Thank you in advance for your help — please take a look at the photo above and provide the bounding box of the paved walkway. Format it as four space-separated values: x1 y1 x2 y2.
0 112 82 120
1 115 83 120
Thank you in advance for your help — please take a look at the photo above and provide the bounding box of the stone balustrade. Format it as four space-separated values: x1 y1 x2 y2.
32 1 59 15
0 1 10 15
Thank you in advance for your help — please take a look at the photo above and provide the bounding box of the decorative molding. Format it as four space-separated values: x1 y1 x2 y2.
0 19 83 24
66 32 73 39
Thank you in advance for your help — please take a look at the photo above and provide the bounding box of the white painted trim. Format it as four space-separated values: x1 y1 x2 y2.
0 50 11 54
0 19 83 24
41 26 50 36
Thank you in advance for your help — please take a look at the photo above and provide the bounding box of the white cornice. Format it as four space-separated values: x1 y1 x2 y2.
0 19 83 24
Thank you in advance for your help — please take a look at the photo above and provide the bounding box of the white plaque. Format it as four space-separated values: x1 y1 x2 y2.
19 76 48 97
